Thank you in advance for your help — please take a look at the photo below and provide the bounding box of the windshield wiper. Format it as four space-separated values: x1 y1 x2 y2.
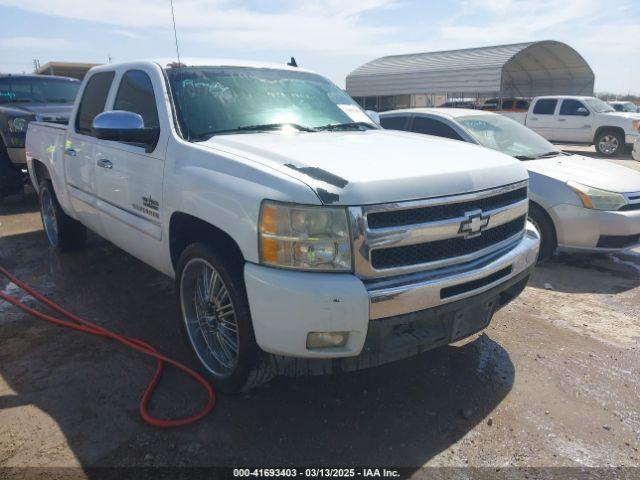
536 151 563 158
515 151 563 161
315 122 376 131
192 123 316 141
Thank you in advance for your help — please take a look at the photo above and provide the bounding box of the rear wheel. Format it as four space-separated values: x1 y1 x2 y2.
38 180 86 252
595 130 624 157
176 243 260 392
528 203 556 262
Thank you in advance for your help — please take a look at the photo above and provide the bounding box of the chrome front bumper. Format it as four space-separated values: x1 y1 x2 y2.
367 221 540 319
633 139 640 162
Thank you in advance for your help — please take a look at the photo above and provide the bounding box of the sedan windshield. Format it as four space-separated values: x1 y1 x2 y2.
457 114 560 159
614 102 639 113
0 77 80 104
166 66 375 140
584 98 615 113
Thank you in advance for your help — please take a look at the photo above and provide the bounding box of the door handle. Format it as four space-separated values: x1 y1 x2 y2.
97 159 113 169
65 148 77 157
558 118 566 122
529 117 537 121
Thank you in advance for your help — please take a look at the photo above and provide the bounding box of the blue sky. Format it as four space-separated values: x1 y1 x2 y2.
0 0 638 94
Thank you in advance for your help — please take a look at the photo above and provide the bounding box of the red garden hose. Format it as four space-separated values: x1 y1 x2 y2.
0 265 215 427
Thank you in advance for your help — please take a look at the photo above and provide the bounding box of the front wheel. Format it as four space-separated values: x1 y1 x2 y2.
39 180 86 252
528 203 556 262
595 130 624 157
176 243 260 392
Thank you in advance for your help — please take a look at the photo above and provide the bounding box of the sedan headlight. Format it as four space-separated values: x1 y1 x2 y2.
8 117 29 133
259 201 352 271
567 181 627 211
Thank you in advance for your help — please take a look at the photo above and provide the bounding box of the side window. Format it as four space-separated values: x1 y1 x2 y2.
75 72 115 134
532 99 558 115
380 115 409 131
113 70 159 128
559 99 589 116
411 116 463 141
501 100 514 110
516 100 529 110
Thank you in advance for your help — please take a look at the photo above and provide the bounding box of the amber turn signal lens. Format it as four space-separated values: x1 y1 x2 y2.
260 237 280 263
260 203 278 234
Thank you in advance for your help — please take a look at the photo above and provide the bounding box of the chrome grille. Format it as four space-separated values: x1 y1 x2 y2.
371 216 526 269
367 186 528 228
348 181 529 279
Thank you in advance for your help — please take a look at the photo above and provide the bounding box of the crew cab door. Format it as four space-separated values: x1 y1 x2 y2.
93 67 166 265
64 70 115 236
526 99 559 140
555 99 592 143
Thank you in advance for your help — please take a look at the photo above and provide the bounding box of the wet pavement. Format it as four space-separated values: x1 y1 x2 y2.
0 188 639 474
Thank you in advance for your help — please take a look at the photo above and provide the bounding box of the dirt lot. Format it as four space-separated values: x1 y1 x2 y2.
0 147 639 476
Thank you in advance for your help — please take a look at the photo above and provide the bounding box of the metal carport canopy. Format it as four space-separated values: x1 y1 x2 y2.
346 40 594 98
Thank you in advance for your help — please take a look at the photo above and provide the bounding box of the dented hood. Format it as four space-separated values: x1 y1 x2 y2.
202 129 527 205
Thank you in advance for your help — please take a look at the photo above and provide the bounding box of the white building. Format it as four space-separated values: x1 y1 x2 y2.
346 40 594 111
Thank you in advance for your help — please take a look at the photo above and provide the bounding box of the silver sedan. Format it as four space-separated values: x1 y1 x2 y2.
379 108 640 261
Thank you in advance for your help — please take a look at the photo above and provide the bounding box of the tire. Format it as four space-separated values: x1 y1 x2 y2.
38 180 86 252
595 130 624 157
528 203 556 262
176 243 260 393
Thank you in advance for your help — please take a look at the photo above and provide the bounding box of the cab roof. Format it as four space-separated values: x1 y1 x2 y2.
86 59 315 75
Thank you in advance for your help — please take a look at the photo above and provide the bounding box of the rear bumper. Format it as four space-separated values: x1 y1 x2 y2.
244 222 540 360
554 204 640 252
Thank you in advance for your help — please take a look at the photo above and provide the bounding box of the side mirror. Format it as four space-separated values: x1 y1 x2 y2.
365 110 380 124
576 107 589 116
92 110 159 152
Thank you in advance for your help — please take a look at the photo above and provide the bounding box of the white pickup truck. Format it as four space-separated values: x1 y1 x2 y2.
503 95 640 157
26 60 539 391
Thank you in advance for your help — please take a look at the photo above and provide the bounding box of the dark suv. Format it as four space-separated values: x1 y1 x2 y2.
0 74 80 200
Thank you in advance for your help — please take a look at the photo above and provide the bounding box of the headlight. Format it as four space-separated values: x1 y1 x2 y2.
8 117 29 133
567 181 627 211
259 201 352 271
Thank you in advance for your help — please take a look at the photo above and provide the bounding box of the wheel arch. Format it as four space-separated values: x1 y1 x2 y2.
593 125 625 144
30 158 51 192
529 200 558 249
169 212 245 273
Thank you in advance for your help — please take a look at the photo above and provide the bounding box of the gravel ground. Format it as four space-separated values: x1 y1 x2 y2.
0 148 639 478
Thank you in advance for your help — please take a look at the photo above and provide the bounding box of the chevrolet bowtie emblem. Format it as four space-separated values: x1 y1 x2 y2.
459 211 490 238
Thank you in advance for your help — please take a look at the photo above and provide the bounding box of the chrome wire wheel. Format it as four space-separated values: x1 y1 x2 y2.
40 188 59 246
180 258 240 378
598 135 619 155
